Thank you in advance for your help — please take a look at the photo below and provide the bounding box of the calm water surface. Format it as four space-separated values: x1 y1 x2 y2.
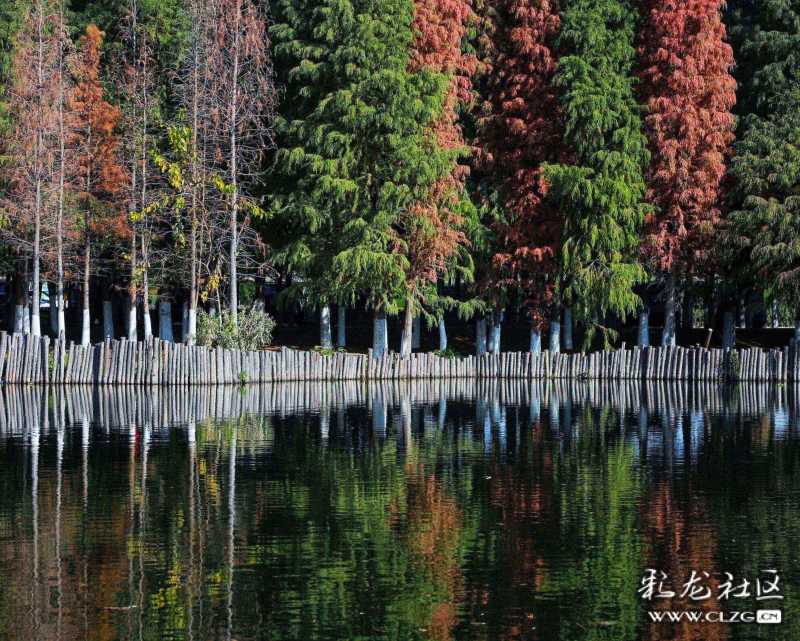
0 380 798 641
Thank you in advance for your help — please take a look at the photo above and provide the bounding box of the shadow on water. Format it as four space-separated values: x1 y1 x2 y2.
0 381 799 641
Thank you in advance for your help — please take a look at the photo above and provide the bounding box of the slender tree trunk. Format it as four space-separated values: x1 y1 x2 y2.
439 318 447 351
373 309 388 358
320 304 332 349
400 299 413 358
563 307 573 350
30 0 44 338
228 0 242 322
412 315 421 349
337 306 346 348
23 259 31 334
773 299 780 328
530 325 541 355
662 272 677 347
55 7 67 338
159 298 173 342
476 316 487 356
549 312 561 354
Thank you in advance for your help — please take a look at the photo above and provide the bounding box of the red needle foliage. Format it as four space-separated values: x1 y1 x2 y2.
71 24 127 235
478 0 569 327
403 0 476 297
637 0 736 276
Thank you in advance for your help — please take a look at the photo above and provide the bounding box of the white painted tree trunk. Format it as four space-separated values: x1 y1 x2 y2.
159 300 174 342
373 310 387 358
773 300 780 328
530 326 541 355
400 302 413 358
14 305 24 334
81 306 90 346
337 306 346 348
722 310 735 350
187 308 197 346
143 300 152 340
638 310 650 347
563 307 573 350
320 304 332 349
662 273 677 347
102 300 114 339
127 295 137 341
439 319 447 351
476 318 487 356
549 318 561 354
24 306 31 335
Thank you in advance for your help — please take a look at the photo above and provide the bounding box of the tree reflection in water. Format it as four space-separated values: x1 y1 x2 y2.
0 381 798 640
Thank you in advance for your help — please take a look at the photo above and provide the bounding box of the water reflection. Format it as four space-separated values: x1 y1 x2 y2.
0 381 798 641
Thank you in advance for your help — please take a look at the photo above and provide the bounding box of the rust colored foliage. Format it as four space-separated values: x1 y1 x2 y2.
71 25 127 238
478 0 569 328
637 0 736 276
403 0 476 296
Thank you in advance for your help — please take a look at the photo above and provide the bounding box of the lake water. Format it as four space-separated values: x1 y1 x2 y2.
0 381 798 640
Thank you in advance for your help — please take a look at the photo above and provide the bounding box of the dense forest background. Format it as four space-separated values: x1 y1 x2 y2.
0 0 798 356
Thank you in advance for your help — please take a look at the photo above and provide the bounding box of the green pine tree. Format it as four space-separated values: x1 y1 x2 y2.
269 0 459 353
543 0 649 348
724 1 800 323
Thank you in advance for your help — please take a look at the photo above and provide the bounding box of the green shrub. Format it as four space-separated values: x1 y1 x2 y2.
434 348 461 360
195 308 276 351
313 345 346 356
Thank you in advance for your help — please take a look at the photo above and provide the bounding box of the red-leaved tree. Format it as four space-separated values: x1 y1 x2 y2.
637 0 736 345
71 25 127 344
398 0 476 357
477 0 569 351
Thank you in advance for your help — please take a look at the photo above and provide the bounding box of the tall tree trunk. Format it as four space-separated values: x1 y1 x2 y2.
320 303 332 349
373 309 387 358
337 306 346 348
549 311 561 354
563 307 573 350
400 299 413 358
476 316 487 356
662 272 677 347
228 0 242 322
30 0 44 338
530 325 541 355
23 259 31 334
773 299 780 328
81 241 91 345
55 7 67 338
439 318 447 351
